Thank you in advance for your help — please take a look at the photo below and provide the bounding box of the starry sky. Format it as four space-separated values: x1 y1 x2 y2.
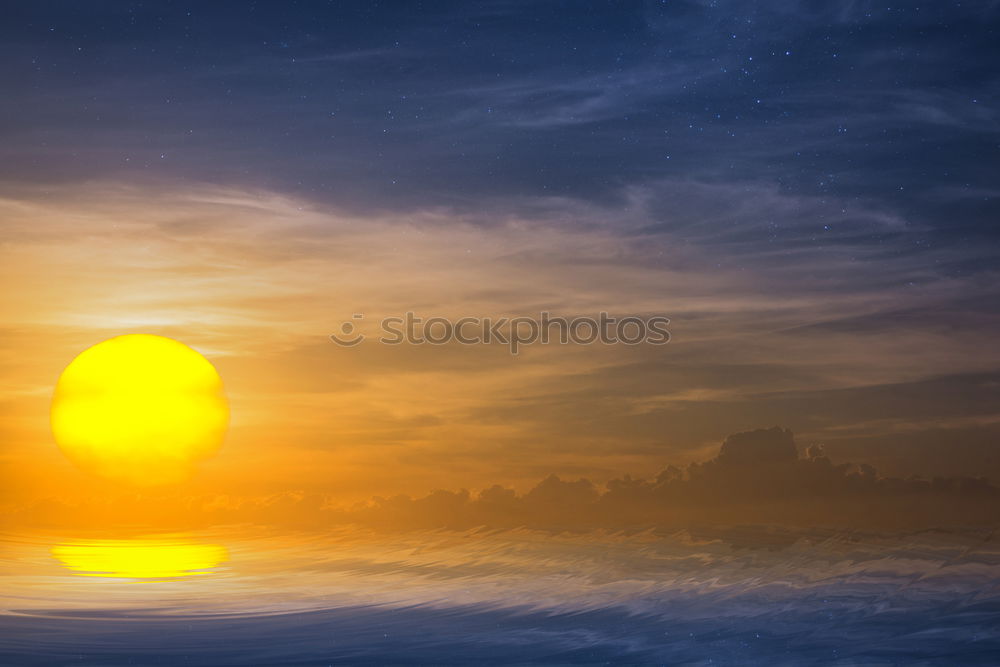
1 1 1000 504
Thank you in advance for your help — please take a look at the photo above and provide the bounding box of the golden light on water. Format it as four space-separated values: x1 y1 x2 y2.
50 334 229 486
51 538 229 579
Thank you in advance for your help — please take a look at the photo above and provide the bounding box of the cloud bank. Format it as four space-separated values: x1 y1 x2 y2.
9 427 998 532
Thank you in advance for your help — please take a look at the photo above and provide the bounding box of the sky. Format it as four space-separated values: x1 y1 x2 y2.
1 1 1000 510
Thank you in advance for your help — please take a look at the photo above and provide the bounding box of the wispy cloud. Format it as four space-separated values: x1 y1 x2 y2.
2 178 999 502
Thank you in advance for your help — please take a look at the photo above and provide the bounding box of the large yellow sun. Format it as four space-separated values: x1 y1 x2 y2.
51 334 229 485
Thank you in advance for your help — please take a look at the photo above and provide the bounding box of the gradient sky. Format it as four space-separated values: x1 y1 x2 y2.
2 1 999 506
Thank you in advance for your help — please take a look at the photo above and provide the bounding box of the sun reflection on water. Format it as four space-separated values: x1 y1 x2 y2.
51 537 228 579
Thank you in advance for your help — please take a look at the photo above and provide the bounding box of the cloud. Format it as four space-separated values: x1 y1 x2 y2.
8 427 999 532
2 0 997 219
1 181 998 504
716 426 797 466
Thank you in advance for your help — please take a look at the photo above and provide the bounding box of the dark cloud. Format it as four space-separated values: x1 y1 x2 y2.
9 427 999 532
349 424 1000 531
716 426 797 466
1 1 997 231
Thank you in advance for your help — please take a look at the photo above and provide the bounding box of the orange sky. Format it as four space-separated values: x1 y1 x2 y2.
3 181 1000 510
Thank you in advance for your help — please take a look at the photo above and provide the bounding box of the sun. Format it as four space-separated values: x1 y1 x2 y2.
51 334 229 485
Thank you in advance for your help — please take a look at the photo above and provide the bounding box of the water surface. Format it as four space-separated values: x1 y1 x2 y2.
2 526 999 664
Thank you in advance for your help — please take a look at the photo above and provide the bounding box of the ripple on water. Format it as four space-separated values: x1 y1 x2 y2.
1 526 999 664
